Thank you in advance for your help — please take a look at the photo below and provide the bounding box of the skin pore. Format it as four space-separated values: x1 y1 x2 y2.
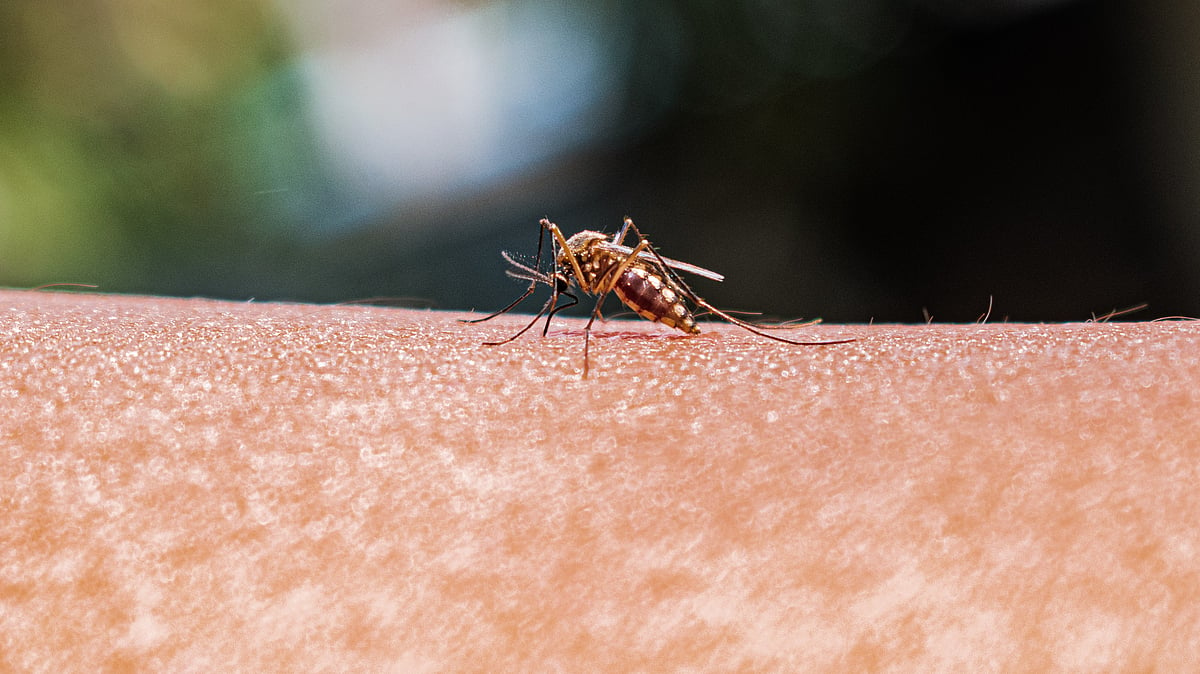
2 289 1198 670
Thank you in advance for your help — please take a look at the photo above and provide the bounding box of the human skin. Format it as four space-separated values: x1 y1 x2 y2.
1 289 1198 670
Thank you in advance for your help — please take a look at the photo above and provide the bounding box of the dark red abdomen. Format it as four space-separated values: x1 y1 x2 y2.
613 265 699 334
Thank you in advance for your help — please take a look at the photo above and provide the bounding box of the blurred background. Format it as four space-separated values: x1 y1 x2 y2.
1 0 1197 322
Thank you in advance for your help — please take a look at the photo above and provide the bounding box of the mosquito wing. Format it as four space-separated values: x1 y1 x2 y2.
595 241 725 282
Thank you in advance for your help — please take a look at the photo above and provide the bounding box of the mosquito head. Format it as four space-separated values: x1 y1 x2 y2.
552 272 570 293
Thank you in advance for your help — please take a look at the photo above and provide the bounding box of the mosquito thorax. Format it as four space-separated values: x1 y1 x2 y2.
561 230 607 257
560 230 620 291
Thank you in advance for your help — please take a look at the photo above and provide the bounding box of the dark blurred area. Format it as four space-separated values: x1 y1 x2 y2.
1 0 1196 322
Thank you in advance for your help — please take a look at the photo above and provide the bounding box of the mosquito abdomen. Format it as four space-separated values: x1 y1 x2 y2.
613 265 699 334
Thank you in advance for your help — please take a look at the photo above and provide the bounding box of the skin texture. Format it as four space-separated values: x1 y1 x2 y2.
2 289 1199 670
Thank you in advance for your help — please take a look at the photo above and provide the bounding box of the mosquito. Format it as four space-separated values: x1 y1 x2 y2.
463 216 854 377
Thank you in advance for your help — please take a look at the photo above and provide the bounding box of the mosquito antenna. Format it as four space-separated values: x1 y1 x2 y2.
501 251 554 285
504 268 547 284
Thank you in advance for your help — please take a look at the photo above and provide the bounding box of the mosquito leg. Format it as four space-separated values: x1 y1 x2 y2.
460 282 538 324
613 216 634 246
544 291 578 336
527 262 569 342
483 292 560 345
618 218 703 299
691 297 855 345
465 218 554 324
543 219 593 294
620 218 854 346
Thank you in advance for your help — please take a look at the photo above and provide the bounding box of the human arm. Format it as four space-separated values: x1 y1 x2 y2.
2 290 1197 670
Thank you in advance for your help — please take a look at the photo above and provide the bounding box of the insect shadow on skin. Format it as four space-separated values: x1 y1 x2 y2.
463 216 855 378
